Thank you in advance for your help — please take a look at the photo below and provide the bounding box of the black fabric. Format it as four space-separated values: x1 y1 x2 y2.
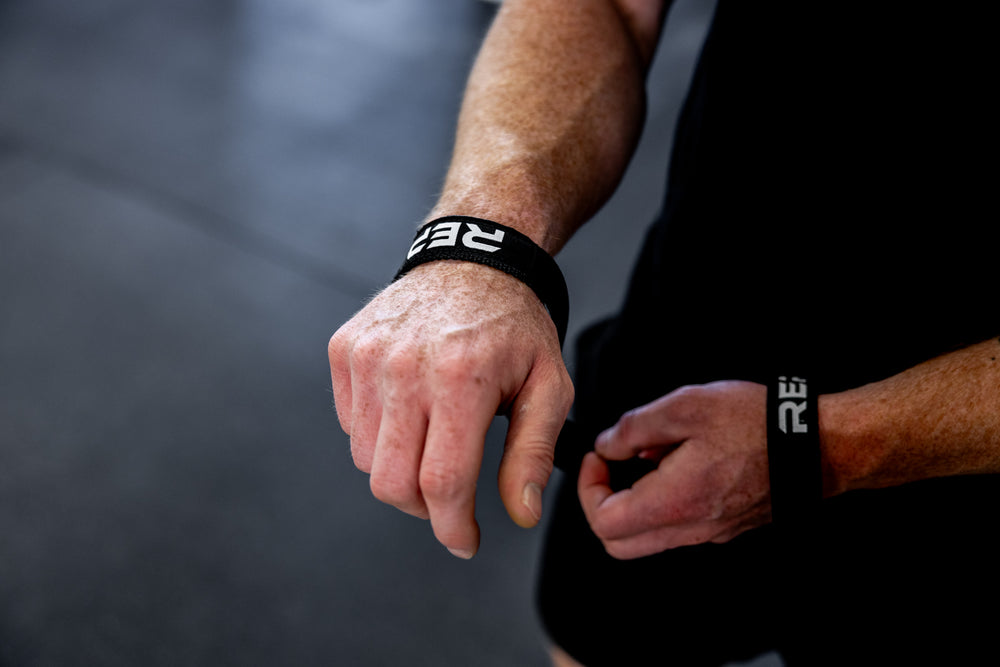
540 472 1000 666
394 216 570 346
537 1 999 664
767 375 822 528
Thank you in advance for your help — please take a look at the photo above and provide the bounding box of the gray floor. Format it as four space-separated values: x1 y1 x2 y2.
0 1 781 665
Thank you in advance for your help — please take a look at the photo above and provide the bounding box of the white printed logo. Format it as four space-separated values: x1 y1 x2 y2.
407 221 506 259
776 376 808 434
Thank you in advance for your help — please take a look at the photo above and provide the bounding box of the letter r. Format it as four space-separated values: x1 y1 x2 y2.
778 400 808 434
462 224 504 252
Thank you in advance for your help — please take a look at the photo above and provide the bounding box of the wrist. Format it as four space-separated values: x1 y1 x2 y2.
425 204 566 256
767 375 822 527
817 388 889 497
395 216 570 347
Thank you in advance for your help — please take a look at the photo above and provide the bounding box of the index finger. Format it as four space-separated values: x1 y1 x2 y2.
577 451 616 530
578 452 680 541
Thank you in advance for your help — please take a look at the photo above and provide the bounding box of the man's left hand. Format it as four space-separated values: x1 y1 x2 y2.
578 381 772 560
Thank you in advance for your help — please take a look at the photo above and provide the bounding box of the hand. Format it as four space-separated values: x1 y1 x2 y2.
578 381 770 560
328 261 574 558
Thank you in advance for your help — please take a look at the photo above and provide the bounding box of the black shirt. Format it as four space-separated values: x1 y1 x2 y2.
541 5 999 663
575 0 998 424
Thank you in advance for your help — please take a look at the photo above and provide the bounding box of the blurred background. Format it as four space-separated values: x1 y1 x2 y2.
0 0 779 664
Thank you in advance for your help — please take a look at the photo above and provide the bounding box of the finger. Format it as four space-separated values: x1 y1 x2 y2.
579 452 687 541
347 342 382 474
595 392 691 461
498 364 573 528
328 330 353 434
369 351 431 518
420 391 495 559
579 453 724 557
598 521 722 560
577 451 616 531
369 394 430 520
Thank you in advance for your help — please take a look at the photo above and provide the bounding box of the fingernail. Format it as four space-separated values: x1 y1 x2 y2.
448 547 476 560
522 482 543 523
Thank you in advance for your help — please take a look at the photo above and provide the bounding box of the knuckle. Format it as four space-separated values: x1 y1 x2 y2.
615 408 641 440
329 337 353 393
327 327 348 359
602 540 638 561
540 358 574 398
350 336 380 371
370 472 417 508
500 442 554 487
329 322 364 369
519 439 556 470
670 383 703 406
349 328 393 376
557 372 576 411
589 517 616 543
382 347 419 382
669 384 712 423
419 464 469 503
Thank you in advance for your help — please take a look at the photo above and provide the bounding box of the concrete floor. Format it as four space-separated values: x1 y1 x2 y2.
0 0 781 664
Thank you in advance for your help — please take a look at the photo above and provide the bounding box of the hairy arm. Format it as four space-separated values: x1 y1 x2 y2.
821 337 1000 495
431 0 668 250
329 0 670 558
579 337 1000 559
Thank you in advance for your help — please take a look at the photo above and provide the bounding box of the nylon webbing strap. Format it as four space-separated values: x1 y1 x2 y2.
393 216 569 347
767 374 822 528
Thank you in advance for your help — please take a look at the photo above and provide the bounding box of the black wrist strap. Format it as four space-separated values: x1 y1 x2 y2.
393 216 570 347
767 374 822 528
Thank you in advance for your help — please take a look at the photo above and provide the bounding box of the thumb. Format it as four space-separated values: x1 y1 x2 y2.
498 364 574 528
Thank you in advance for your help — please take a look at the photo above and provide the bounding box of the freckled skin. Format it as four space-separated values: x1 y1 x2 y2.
576 339 1000 560
820 338 1000 497
328 0 1000 567
328 0 667 560
579 382 773 559
330 258 573 554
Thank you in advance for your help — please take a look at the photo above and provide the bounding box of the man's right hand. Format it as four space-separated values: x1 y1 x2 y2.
328 260 574 559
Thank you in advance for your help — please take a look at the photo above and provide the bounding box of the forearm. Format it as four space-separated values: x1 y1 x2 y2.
819 337 1000 496
429 0 668 254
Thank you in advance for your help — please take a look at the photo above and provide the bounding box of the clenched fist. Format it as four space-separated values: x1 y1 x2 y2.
328 260 573 558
